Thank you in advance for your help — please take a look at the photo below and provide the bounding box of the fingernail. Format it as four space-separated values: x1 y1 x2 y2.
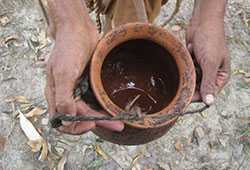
205 94 215 105
62 121 72 126
187 43 192 51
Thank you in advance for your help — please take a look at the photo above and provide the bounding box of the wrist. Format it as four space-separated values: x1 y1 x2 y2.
48 0 96 34
191 0 226 26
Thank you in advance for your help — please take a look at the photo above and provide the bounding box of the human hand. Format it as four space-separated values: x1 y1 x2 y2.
45 0 124 134
186 21 230 105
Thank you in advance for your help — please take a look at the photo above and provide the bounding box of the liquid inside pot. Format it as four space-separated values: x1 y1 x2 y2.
101 39 179 114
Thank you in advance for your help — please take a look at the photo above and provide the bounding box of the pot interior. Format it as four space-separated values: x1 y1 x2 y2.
101 39 180 115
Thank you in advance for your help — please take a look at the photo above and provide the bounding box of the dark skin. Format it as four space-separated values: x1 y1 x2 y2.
45 0 230 135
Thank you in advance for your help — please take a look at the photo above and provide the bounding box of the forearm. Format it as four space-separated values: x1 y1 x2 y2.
47 0 97 35
192 0 227 25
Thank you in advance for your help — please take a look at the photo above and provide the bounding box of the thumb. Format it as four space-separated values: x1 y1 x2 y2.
54 83 76 126
199 59 219 106
76 101 124 132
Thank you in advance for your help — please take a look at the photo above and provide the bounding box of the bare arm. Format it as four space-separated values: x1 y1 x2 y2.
186 0 230 105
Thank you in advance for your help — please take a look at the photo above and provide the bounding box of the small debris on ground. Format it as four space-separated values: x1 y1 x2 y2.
0 135 6 152
0 15 10 26
174 139 183 152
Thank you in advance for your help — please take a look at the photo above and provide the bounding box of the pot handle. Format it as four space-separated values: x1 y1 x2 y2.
50 102 209 129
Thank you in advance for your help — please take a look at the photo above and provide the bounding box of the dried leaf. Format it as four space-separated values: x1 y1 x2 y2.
19 110 43 141
233 69 250 77
54 147 65 157
48 145 61 160
244 78 250 85
6 96 30 104
57 152 68 170
18 110 48 160
39 140 49 161
20 103 32 112
171 25 182 32
95 145 108 160
130 154 142 169
0 15 10 26
174 139 183 151
242 10 250 27
161 0 183 27
233 69 250 85
2 35 19 46
144 167 153 170
25 107 46 118
27 140 43 152
41 118 49 125
0 135 6 152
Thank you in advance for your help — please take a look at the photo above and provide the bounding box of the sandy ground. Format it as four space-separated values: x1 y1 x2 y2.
0 0 250 170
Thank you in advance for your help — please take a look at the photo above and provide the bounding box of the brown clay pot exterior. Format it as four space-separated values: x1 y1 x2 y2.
90 23 196 145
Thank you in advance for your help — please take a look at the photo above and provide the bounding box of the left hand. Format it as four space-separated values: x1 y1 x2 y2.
186 21 230 105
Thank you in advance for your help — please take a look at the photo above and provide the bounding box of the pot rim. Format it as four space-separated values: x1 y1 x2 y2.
90 22 196 129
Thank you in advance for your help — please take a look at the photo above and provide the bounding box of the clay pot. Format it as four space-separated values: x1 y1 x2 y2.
90 23 196 145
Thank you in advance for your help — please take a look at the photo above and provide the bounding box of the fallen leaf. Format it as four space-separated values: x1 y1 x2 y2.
20 103 32 112
19 110 43 141
18 110 48 160
233 69 250 77
54 146 65 157
0 15 10 26
48 145 61 160
27 140 43 152
41 118 49 125
161 0 183 27
144 167 153 170
39 140 49 161
6 96 30 104
0 135 6 152
244 78 250 85
174 139 183 152
2 35 19 46
130 154 142 170
57 152 68 170
171 25 182 32
95 145 108 160
25 107 46 118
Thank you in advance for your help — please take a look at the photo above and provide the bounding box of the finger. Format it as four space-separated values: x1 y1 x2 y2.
185 26 194 47
191 90 201 102
216 56 231 91
55 90 76 127
76 101 124 132
45 65 56 117
54 84 76 115
216 71 229 92
57 100 97 134
53 70 77 126
58 121 95 135
96 119 124 132
199 57 219 105
187 43 193 54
